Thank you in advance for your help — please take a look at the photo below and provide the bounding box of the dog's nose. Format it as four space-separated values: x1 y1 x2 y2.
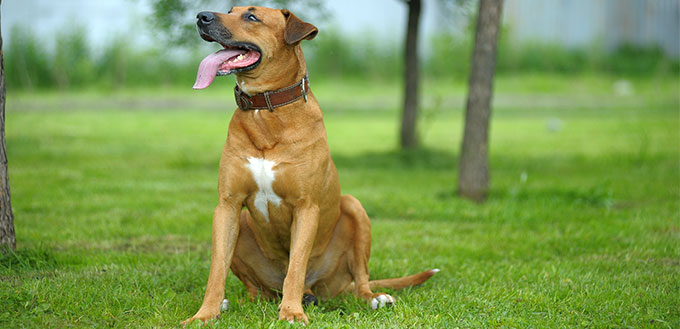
197 11 215 26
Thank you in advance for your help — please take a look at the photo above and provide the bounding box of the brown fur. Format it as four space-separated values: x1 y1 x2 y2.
182 7 436 325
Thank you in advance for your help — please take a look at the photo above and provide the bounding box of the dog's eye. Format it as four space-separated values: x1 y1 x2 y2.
246 14 259 22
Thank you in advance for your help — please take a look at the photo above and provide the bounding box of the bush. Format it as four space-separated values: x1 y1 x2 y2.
2 24 678 91
305 28 401 81
425 33 473 79
52 26 96 89
4 26 53 90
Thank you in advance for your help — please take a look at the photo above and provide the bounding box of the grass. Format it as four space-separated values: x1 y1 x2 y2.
1 74 679 328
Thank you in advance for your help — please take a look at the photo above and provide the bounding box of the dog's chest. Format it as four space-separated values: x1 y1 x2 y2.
244 157 284 223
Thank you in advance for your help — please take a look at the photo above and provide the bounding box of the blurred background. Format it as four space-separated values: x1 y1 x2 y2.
2 0 678 91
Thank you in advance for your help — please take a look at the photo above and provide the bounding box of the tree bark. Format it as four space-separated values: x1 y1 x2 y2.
458 0 503 202
400 0 421 149
0 1 16 252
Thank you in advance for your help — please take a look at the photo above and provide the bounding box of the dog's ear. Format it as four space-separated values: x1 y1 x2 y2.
281 9 318 45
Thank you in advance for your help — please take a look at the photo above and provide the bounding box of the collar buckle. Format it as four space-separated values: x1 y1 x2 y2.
234 85 253 111
301 75 308 102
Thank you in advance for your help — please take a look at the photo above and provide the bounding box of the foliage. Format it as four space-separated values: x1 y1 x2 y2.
2 23 679 91
149 0 199 46
148 0 327 46
52 26 95 89
426 29 680 79
305 28 401 81
3 26 52 89
3 26 201 91
1 75 678 327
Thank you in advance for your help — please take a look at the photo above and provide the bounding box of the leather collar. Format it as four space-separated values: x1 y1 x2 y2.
234 75 310 112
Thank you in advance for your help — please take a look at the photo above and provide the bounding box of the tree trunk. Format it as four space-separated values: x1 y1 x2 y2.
400 0 421 149
0 1 16 252
458 0 503 202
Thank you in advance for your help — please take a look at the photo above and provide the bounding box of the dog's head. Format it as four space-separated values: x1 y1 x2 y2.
193 6 318 89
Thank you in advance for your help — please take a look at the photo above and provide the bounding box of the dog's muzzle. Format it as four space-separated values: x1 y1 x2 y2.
196 11 232 41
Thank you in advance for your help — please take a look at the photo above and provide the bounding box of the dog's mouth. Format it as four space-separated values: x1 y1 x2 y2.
193 42 262 90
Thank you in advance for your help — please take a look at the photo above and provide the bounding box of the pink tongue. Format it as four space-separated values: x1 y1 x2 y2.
193 49 244 89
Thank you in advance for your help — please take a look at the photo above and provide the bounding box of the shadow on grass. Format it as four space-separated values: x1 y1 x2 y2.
165 147 459 171
0 246 58 272
164 146 646 215
332 148 458 170
498 186 616 208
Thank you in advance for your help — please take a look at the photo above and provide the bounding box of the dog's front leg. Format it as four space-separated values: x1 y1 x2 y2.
279 205 319 324
183 199 242 324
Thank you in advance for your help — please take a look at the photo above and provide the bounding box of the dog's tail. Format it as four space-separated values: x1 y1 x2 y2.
368 269 440 290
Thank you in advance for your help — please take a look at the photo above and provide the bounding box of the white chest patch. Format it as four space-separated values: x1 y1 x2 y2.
245 157 282 222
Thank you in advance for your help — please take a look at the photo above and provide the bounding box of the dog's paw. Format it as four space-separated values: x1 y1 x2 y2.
279 303 309 325
370 293 396 310
180 312 220 326
181 304 223 326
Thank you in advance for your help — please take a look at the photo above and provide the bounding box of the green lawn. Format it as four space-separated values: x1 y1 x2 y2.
1 74 679 328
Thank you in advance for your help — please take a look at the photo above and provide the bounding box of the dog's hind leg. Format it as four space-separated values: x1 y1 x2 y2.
302 289 319 306
340 195 396 308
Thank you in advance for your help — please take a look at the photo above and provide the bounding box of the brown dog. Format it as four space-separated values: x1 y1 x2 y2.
183 6 438 325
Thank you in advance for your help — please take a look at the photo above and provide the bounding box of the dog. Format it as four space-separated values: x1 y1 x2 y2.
183 6 438 325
